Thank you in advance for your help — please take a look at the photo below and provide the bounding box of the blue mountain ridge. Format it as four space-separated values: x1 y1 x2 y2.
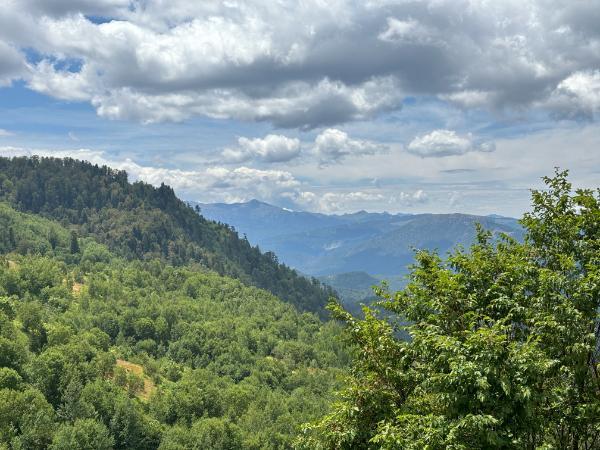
191 200 523 280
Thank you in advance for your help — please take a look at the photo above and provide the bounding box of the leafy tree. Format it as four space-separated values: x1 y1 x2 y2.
301 170 600 449
0 368 22 390
0 388 55 449
159 418 243 450
49 419 114 450
0 337 27 373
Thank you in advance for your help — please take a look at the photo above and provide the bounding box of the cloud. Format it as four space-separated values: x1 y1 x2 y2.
220 129 387 166
386 190 429 207
292 188 428 213
407 129 495 158
293 190 386 213
1 1 600 127
0 41 28 86
547 70 600 118
222 134 301 164
0 145 302 205
20 0 131 18
378 17 439 45
0 129 14 137
314 128 387 165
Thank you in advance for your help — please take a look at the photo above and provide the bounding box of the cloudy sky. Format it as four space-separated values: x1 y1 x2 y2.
0 0 599 216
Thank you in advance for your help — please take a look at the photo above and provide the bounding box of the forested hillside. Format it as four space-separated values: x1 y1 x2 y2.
0 157 334 314
0 202 349 448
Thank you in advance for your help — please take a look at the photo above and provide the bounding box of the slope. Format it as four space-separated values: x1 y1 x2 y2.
0 202 349 448
0 156 334 314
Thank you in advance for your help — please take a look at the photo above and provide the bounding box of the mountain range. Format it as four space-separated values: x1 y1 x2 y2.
195 200 524 282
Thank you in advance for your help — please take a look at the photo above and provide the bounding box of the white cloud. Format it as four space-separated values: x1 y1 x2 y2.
28 60 93 101
222 134 301 164
1 1 599 126
378 17 438 45
409 189 427 203
314 128 387 165
21 0 131 18
0 40 28 86
294 190 386 213
407 129 495 158
219 129 387 166
547 70 600 118
0 129 14 137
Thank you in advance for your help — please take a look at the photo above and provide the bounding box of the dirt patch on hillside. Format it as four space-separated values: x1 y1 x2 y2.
72 282 83 294
115 359 156 401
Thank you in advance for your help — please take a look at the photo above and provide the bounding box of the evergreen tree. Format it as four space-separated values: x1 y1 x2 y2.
70 231 80 254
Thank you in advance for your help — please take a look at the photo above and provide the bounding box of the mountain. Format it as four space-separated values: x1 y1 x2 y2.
0 195 348 448
193 200 524 277
0 157 334 314
196 199 344 242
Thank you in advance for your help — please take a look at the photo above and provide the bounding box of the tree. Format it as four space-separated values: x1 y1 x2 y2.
159 418 243 450
0 388 55 449
70 231 80 254
49 419 114 450
0 368 22 390
300 170 600 449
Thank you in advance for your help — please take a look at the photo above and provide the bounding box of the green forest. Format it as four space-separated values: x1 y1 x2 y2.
0 197 348 449
0 158 599 449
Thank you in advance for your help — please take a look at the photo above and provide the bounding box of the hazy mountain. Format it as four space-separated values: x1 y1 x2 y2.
194 200 524 278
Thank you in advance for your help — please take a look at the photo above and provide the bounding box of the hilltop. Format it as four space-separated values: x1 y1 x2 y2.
0 157 334 314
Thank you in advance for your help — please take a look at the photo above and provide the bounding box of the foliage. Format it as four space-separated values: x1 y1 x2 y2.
0 201 349 448
49 419 114 450
301 170 600 449
0 156 335 314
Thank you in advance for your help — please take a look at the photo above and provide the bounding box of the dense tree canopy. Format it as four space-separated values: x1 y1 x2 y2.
0 201 349 448
301 170 600 449
0 156 334 314
2 158 598 449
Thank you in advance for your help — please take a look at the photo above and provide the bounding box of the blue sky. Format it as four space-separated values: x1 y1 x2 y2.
0 1 599 216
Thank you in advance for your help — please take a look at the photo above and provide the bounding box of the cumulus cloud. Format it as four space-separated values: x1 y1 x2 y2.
378 17 439 45
407 130 495 158
220 129 386 166
293 191 386 213
1 0 599 127
222 134 301 164
314 128 387 165
547 70 600 118
0 41 28 86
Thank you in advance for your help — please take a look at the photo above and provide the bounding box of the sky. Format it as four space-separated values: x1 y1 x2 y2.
0 0 599 217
